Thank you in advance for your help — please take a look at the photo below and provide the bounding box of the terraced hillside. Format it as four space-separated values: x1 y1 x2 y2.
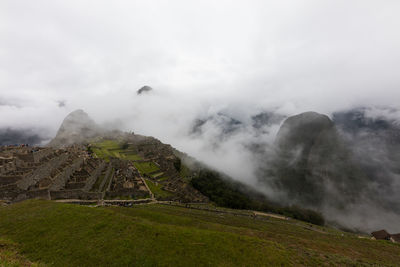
0 144 151 203
90 138 207 202
1 200 400 266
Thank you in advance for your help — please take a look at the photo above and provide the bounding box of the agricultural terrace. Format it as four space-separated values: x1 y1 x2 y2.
91 140 143 162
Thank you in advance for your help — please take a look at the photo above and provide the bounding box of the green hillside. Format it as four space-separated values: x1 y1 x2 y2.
1 200 400 266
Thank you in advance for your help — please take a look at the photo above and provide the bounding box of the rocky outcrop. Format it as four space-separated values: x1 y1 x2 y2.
264 112 365 208
137 85 153 95
48 110 103 147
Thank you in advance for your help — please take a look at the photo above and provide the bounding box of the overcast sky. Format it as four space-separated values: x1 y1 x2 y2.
1 0 400 137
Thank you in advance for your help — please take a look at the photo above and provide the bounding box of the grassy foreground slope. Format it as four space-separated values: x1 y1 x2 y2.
1 201 400 266
0 237 44 267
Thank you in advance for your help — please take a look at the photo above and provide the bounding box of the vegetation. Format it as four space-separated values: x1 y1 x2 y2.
191 170 253 209
151 172 164 178
91 140 142 162
157 176 170 182
0 200 400 266
133 161 159 175
179 163 191 181
191 170 325 225
0 237 43 267
173 157 181 171
145 179 173 199
91 140 324 225
123 153 142 161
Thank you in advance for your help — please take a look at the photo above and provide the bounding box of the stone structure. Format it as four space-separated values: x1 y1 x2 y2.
0 145 153 203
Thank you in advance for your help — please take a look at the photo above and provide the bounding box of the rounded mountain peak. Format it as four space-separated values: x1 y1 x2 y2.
48 109 101 147
275 111 334 148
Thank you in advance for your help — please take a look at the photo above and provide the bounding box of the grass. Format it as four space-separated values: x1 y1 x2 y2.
1 200 400 266
122 153 143 161
145 179 173 199
179 163 191 181
133 161 159 175
91 140 142 162
151 172 164 178
0 237 44 267
157 176 170 182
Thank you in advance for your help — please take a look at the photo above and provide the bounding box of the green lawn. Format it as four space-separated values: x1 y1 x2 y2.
133 161 159 174
145 179 173 199
151 172 164 178
91 140 142 162
1 200 400 266
0 237 44 267
94 140 121 150
122 152 143 161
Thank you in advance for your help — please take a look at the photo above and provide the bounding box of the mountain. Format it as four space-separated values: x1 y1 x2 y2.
2 109 400 266
251 111 286 131
44 109 324 224
137 85 153 95
264 112 364 207
48 109 104 147
333 108 400 213
0 128 48 146
189 113 243 137
256 109 400 232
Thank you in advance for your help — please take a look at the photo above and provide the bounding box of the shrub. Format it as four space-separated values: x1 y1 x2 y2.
191 169 325 226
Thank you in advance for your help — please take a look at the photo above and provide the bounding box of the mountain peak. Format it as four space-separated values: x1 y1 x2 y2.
275 111 333 148
137 85 153 95
48 109 102 147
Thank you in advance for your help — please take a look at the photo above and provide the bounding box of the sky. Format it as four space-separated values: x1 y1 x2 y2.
1 0 399 149
2 0 400 232
1 1 400 154
1 0 400 133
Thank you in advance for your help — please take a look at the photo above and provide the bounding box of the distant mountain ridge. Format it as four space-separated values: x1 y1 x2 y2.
45 107 400 232
257 108 400 232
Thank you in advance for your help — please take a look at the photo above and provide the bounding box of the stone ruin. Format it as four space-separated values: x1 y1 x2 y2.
125 136 208 203
0 137 209 204
0 145 151 203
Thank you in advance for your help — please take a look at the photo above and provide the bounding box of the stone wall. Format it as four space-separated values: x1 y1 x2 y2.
0 175 23 186
105 188 149 199
98 163 113 192
49 157 84 191
16 153 34 162
26 189 49 200
0 184 23 201
32 148 53 163
50 190 102 200
17 153 69 190
83 161 106 191
0 158 16 174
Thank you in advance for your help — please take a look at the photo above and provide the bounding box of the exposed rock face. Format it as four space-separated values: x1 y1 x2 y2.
48 110 103 147
257 109 400 232
264 112 364 208
137 85 153 95
251 112 286 130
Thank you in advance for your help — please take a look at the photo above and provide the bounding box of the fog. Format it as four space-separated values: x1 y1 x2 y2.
2 1 400 232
